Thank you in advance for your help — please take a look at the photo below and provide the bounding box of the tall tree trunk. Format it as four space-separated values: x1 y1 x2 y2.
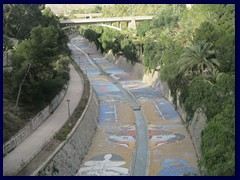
15 63 31 109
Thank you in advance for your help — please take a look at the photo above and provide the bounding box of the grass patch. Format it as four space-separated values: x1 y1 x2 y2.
55 59 90 142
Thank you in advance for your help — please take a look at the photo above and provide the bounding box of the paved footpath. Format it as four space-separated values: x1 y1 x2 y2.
3 64 83 176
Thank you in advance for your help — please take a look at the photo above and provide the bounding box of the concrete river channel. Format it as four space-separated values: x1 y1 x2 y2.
69 36 198 176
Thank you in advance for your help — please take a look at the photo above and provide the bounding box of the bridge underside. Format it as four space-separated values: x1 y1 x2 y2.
62 20 136 31
61 16 153 31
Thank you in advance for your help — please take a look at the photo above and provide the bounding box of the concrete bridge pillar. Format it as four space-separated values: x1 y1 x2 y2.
128 18 136 30
117 22 122 29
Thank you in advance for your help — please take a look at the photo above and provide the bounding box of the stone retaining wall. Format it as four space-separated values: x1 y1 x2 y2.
188 111 207 157
176 104 207 157
35 88 99 176
3 84 68 155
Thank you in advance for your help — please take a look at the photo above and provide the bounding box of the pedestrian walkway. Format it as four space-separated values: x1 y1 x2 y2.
3 64 83 176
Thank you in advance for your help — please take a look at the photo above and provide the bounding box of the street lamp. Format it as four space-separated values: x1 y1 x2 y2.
66 99 71 125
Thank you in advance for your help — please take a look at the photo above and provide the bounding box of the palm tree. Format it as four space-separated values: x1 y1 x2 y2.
178 40 220 78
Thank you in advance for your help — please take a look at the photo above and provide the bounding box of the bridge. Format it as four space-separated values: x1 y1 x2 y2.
71 13 103 19
60 16 153 30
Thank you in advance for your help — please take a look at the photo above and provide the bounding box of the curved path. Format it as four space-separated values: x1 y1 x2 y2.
70 36 198 176
72 44 149 176
3 64 83 176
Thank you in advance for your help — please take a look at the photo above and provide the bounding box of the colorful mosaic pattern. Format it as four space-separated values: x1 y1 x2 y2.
154 100 180 120
103 124 185 149
158 158 197 176
77 154 129 176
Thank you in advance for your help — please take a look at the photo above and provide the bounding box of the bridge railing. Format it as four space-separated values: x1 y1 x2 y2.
60 16 153 24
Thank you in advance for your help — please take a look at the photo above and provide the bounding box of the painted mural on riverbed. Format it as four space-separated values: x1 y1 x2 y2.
71 36 198 176
77 153 129 176
101 124 185 149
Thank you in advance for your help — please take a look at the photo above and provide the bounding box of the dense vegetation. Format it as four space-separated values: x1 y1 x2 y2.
3 4 71 142
79 4 235 175
79 26 139 63
69 4 165 18
69 5 102 17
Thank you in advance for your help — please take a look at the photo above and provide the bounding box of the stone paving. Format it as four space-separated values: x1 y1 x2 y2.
70 36 198 176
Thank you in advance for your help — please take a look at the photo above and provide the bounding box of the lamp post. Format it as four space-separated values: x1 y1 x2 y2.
66 99 71 125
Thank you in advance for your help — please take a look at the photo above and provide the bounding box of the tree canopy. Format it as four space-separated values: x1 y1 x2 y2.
3 4 71 143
